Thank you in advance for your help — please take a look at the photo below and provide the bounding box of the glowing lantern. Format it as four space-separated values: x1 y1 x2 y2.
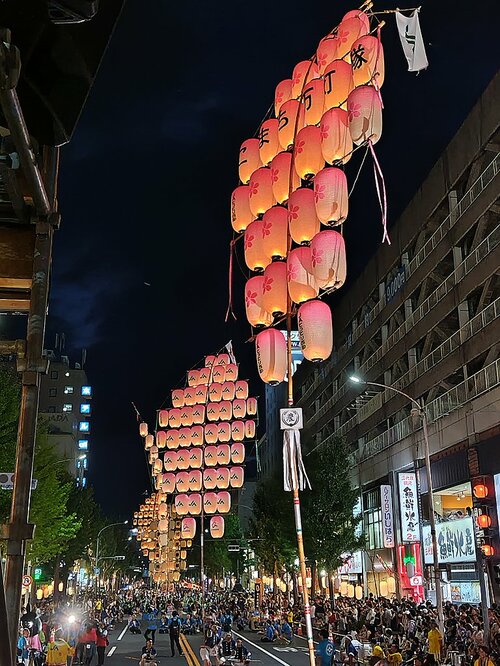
204 492 217 515
206 402 220 422
231 185 253 233
176 450 189 470
287 246 318 304
158 502 168 518
176 472 189 493
270 151 300 205
181 517 196 540
320 108 352 165
203 468 218 490
172 388 185 407
145 434 154 450
231 420 245 441
239 138 262 184
158 410 169 427
335 14 369 60
310 230 347 289
232 400 247 420
205 355 216 367
297 299 333 362
186 493 202 516
255 328 287 385
473 483 488 499
212 364 226 383
216 491 231 514
156 431 167 449
245 420 256 439
244 219 271 272
180 407 193 426
303 78 325 126
204 423 218 445
347 85 383 146
221 381 235 401
248 167 275 218
184 387 196 406
164 452 178 472
154 458 163 474
343 9 370 32
274 79 292 116
215 467 230 489
351 35 384 88
262 206 288 259
379 579 388 597
262 261 287 317
198 367 211 384
316 36 339 76
178 427 191 447
477 512 492 527
246 397 258 416
210 515 225 539
288 188 320 245
216 353 230 365
387 576 396 594
259 119 280 165
482 544 495 557
324 60 353 111
166 430 179 449
293 126 324 181
187 370 199 388
192 405 206 425
245 276 273 328
224 363 238 382
169 409 181 428
278 99 305 151
204 445 217 467
161 473 176 494
235 380 249 399
188 469 202 491
230 466 244 488
347 584 355 598
175 494 188 516
216 444 231 466
217 422 231 443
194 385 208 404
139 422 148 437
291 60 319 99
314 167 348 225
209 382 223 402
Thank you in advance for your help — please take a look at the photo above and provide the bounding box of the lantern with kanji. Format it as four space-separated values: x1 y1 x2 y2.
181 517 196 540
231 185 253 233
278 99 305 150
259 119 280 165
216 491 231 514
230 467 244 489
291 60 319 98
239 138 262 184
324 60 353 111
210 515 225 539
350 35 384 88
275 79 292 116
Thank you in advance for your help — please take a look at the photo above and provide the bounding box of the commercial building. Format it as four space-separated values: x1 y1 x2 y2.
294 73 500 603
38 336 92 485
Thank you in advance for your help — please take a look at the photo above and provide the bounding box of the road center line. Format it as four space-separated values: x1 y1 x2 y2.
117 624 129 641
107 646 117 657
231 631 293 666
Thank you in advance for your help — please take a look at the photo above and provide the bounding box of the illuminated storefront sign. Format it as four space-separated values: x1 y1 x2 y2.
398 472 420 542
380 484 395 548
422 516 476 564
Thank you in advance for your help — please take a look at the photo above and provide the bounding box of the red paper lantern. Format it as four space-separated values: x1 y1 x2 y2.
206 402 220 422
232 400 247 420
187 370 200 388
203 492 217 515
248 167 275 218
473 483 488 499
262 206 288 259
245 276 273 328
230 185 253 232
314 167 348 225
235 380 249 400
342 9 370 32
210 515 225 539
158 409 169 428
217 422 231 443
176 450 189 470
186 493 202 516
288 188 320 245
216 491 231 514
180 407 193 426
291 60 320 99
212 364 226 383
324 60 354 111
176 471 190 493
244 219 272 272
198 367 211 385
231 420 245 441
204 446 218 467
297 299 333 362
169 408 181 429
224 363 238 382
482 544 495 557
215 467 230 489
335 14 369 60
218 401 233 422
166 430 179 450
351 35 384 88
262 261 287 317
164 451 178 472
255 328 287 385
178 427 191 447
156 431 167 449
171 389 185 407
161 472 176 494
303 78 325 126
187 448 203 469
246 397 258 416
259 118 280 166
203 468 218 490
320 108 352 165
347 85 383 146
310 229 347 290
191 405 206 425
175 493 188 516
181 517 196 540
294 126 324 180
274 79 292 116
239 138 262 184
204 423 218 445
184 387 196 406
221 381 235 401
216 353 230 365
316 36 339 76
287 246 318 304
477 514 492 529
208 382 223 402
230 466 244 489
278 99 305 150
193 386 208 405
191 425 204 447
245 420 256 439
216 444 231 466
205 355 216 367
270 152 300 205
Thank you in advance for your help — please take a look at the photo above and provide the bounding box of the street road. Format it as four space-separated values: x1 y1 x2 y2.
103 622 187 665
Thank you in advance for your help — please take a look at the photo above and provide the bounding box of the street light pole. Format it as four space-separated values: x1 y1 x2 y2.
349 376 444 631
94 521 128 595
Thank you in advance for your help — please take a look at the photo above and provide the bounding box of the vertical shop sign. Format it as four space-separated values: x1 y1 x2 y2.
380 484 395 548
398 472 420 542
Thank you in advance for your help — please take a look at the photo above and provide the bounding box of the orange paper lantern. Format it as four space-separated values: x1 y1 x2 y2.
320 108 352 165
193 385 208 404
255 328 287 385
183 387 196 406
231 185 253 233
180 407 193 427
230 466 244 489
219 400 233 421
215 467 230 489
205 355 216 367
235 380 249 400
231 420 245 441
262 261 287 317
294 126 324 180
187 448 203 469
316 36 339 76
288 188 320 245
303 78 325 126
206 402 220 422
347 85 383 146
262 206 288 259
270 152 300 205
169 408 181 429
191 405 206 425
287 246 318 304
244 219 272 273
210 515 225 539
217 422 231 443
166 430 179 450
203 492 217 515
216 444 231 466
181 517 196 540
145 434 154 450
186 493 202 516
259 119 280 165
187 370 200 388
239 138 262 184
188 470 202 491
204 445 218 467
156 431 167 449
204 423 218 445
216 353 230 365
245 420 256 439
161 473 176 494
232 400 247 420
335 14 369 60
221 381 235 401
350 34 384 88
203 468 218 490
175 493 189 516
212 364 226 383
164 451 178 472
324 60 354 111
176 450 189 470
191 425 204 447
278 99 305 150
216 491 231 514
292 60 320 98
297 299 333 362
171 389 185 407
158 410 169 427
310 229 347 290
314 167 348 225
245 276 273 328
246 397 258 416
274 79 292 116
208 382 223 402
248 167 275 218
224 363 238 382
176 471 190 493
178 427 191 447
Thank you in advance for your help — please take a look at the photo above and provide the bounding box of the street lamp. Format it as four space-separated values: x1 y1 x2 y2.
94 521 128 594
349 375 444 630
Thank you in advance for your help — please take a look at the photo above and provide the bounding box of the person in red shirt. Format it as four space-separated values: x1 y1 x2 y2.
96 626 109 666
74 624 97 665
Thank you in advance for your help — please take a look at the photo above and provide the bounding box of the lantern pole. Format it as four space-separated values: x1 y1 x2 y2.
200 507 205 622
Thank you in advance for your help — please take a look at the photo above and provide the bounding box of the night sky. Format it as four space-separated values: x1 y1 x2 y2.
44 0 498 517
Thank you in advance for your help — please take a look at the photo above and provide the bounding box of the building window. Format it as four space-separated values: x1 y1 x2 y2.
62 404 73 413
364 488 383 550
80 403 91 415
50 370 58 380
78 439 89 450
64 386 74 395
79 421 90 433
49 388 57 397
48 406 56 413
81 386 92 397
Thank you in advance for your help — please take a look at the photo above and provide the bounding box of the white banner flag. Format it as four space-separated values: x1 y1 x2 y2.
395 9 428 73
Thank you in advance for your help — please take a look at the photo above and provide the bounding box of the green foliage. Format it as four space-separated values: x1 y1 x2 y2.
0 365 20 522
61 480 101 569
204 513 243 578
